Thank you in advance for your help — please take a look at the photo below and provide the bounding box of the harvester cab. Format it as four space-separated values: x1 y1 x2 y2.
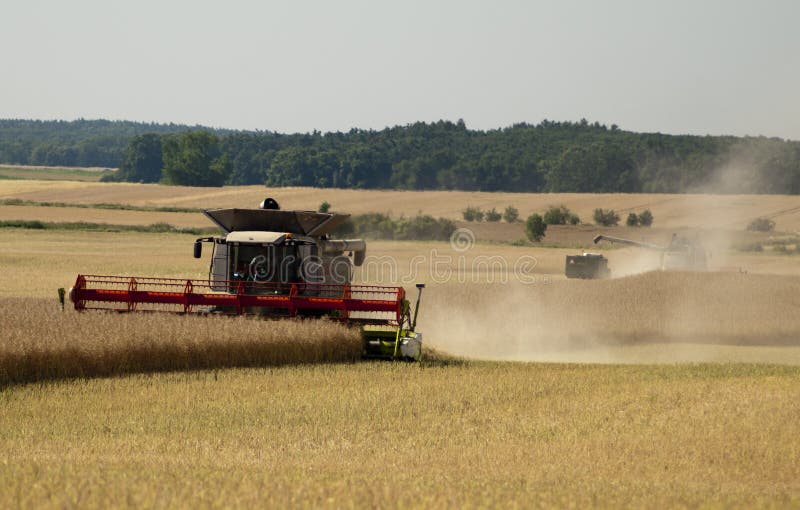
68 199 425 361
194 205 365 291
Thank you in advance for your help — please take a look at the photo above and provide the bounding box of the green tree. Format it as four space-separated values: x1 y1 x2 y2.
267 146 312 186
545 143 637 192
626 212 640 227
593 208 620 226
318 201 331 213
525 213 547 242
112 133 163 183
638 209 653 227
543 205 580 225
503 206 519 223
162 131 230 186
485 208 502 222
462 206 483 222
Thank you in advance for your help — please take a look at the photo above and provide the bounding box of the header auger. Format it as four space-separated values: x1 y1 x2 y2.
68 199 425 361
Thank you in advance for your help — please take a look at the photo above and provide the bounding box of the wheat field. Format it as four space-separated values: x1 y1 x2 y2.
1 362 799 508
0 298 361 385
0 204 205 228
3 184 800 507
4 229 800 369
0 165 109 182
3 181 800 230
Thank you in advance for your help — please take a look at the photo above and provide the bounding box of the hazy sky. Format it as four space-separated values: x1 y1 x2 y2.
2 0 799 139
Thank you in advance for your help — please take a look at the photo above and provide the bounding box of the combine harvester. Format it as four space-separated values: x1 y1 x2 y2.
565 253 611 279
68 199 425 361
593 233 707 271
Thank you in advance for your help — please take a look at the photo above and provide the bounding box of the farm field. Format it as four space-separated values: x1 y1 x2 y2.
0 164 112 182
0 204 206 229
2 362 799 508
0 201 788 251
3 228 800 300
3 180 800 230
4 227 800 367
2 182 800 507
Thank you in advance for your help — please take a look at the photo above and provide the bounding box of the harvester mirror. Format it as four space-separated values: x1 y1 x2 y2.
354 250 365 266
193 241 202 259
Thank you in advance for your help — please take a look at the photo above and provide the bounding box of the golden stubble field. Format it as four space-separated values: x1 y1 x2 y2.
3 180 800 230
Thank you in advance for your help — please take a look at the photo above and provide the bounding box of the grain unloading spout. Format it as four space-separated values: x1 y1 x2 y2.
594 233 708 271
593 234 666 251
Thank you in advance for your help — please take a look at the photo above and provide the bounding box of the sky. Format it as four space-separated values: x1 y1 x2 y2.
2 0 799 139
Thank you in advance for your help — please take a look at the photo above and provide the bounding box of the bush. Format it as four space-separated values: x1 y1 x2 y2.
485 208 502 222
99 171 121 182
318 201 331 213
503 206 519 223
734 241 763 252
333 213 455 241
462 206 484 222
395 215 457 241
525 214 547 242
747 218 775 232
543 205 578 225
638 209 653 227
626 213 639 227
593 208 620 226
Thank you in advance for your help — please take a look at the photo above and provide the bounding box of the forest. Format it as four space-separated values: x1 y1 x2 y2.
1 118 799 193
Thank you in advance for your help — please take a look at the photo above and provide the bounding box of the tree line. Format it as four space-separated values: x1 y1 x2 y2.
0 119 229 168
2 118 800 193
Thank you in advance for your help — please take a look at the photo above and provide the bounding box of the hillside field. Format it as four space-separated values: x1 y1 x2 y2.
2 181 800 507
3 180 800 231
0 165 112 182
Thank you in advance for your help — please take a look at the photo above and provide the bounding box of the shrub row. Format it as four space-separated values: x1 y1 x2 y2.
461 206 519 223
334 213 456 241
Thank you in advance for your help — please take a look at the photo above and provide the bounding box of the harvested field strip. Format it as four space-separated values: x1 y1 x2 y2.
0 198 203 213
0 298 361 385
0 204 212 229
0 166 110 182
0 220 217 235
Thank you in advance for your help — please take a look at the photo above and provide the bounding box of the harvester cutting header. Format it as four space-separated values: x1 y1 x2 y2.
68 199 425 361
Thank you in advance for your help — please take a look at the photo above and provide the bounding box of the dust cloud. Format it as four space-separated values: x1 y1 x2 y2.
419 271 800 364
692 138 794 195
